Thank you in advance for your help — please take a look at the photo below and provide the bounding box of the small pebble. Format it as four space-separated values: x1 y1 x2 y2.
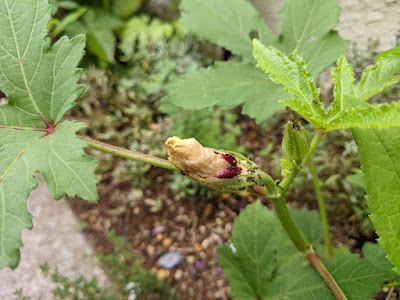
193 242 202 253
146 245 155 256
199 251 206 260
221 193 230 199
186 255 195 265
201 237 212 249
216 267 223 275
203 203 213 217
158 251 183 269
195 260 203 270
215 218 223 226
216 279 224 287
174 269 183 281
156 269 170 280
156 233 163 241
151 226 165 235
198 225 207 235
214 226 224 235
162 238 172 247
239 191 250 197
144 198 156 206
125 282 135 291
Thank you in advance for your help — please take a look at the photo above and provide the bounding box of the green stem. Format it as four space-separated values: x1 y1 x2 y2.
78 136 179 171
382 282 400 288
270 194 347 300
271 196 310 252
308 159 333 257
301 130 325 167
307 252 348 300
271 130 347 299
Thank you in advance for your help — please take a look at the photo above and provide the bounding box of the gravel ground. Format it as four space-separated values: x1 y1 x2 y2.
0 177 107 300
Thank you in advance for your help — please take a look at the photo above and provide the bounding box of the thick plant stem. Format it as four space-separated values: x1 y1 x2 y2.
301 130 325 167
308 159 333 257
270 195 347 300
307 252 348 300
271 196 310 253
271 130 347 299
78 136 179 171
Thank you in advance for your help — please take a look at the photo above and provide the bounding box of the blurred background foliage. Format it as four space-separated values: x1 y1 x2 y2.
44 0 400 297
55 0 242 205
53 0 400 236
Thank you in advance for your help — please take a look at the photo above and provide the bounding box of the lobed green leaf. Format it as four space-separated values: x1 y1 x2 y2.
162 0 348 123
326 101 400 131
279 0 341 55
219 202 394 299
320 51 400 130
253 40 326 126
352 128 400 273
0 122 97 269
362 242 397 280
0 0 98 269
217 201 282 299
0 1 84 126
64 9 123 66
161 62 289 123
180 0 276 61
299 30 349 79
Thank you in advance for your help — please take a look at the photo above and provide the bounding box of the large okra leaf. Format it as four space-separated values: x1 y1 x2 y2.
353 128 400 274
218 202 394 299
162 0 348 123
0 0 97 269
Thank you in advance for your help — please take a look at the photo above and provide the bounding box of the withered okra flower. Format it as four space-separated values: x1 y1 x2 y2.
165 136 274 194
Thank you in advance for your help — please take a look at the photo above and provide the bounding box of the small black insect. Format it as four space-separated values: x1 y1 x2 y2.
275 181 283 190
292 121 301 131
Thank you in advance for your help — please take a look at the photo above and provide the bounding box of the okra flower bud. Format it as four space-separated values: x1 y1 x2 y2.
282 121 310 161
165 137 269 193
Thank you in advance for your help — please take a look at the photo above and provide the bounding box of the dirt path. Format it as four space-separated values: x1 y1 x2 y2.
0 177 107 300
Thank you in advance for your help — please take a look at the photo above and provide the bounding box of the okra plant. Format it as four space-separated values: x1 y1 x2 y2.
1 0 400 299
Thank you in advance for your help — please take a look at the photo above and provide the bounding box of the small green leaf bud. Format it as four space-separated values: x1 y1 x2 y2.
165 136 273 194
280 157 295 178
282 121 310 161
